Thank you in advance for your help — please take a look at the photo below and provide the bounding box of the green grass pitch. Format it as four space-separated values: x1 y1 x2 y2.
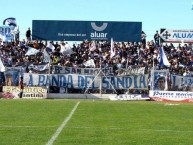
0 99 193 145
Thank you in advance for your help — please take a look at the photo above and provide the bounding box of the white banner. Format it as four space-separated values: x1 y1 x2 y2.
160 29 193 43
109 94 149 100
51 65 113 75
149 90 193 102
2 86 47 99
116 67 145 76
171 75 193 89
22 87 47 99
28 64 49 72
23 73 148 90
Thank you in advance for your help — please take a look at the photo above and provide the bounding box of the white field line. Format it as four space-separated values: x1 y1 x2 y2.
46 101 80 145
0 125 57 128
65 126 193 133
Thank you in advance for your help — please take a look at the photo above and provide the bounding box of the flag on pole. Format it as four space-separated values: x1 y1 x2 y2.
110 38 115 58
46 41 55 53
0 58 5 72
159 47 170 67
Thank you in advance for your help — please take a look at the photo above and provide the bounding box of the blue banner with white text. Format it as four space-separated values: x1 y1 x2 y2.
32 20 142 42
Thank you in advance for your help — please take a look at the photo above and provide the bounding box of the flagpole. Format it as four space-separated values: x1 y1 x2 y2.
100 56 102 98
152 56 154 91
48 60 51 94
46 48 52 95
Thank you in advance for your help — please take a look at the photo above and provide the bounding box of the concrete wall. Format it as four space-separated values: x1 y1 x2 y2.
47 93 115 100
0 92 115 100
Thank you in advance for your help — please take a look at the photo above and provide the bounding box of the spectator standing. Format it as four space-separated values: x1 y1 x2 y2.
154 30 160 46
26 27 31 42
141 31 146 46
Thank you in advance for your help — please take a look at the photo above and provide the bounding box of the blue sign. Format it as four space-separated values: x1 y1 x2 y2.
32 20 142 42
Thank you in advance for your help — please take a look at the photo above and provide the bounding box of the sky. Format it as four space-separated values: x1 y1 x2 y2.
1 0 193 41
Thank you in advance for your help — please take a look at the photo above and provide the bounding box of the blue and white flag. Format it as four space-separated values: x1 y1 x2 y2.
25 47 39 56
159 47 170 67
46 41 55 53
3 17 17 27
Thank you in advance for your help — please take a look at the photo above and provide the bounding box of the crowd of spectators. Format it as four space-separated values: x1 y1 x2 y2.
0 30 193 93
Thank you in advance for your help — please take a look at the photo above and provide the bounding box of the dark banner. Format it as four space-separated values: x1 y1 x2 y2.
32 20 142 42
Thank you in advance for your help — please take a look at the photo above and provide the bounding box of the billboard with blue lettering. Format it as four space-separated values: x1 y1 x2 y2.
32 20 142 42
160 29 193 43
23 73 148 90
